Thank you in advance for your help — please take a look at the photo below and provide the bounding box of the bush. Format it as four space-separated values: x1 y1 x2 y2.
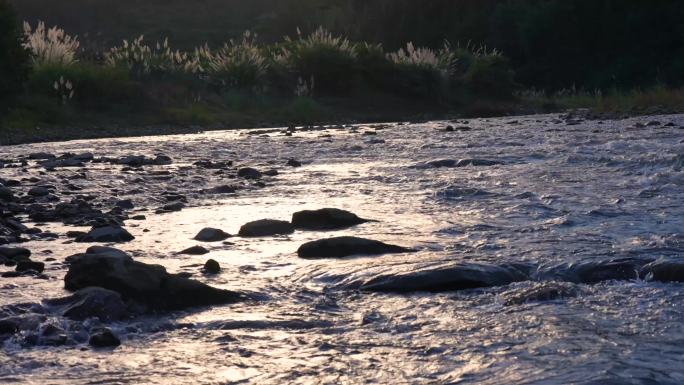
106 36 199 79
22 21 80 68
276 27 358 96
26 62 143 110
0 0 29 108
385 42 452 99
201 31 269 91
464 54 516 99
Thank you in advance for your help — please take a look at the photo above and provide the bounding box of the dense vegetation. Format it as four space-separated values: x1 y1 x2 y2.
12 0 684 91
0 0 29 111
2 0 683 143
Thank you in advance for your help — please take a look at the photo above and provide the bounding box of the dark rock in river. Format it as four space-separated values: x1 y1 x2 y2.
0 186 15 201
641 260 684 283
178 245 210 255
115 199 134 210
44 287 128 322
418 159 502 169
286 159 302 167
194 228 231 242
535 257 650 284
0 247 31 261
237 167 262 180
297 236 414 259
76 226 135 243
357 262 529 293
502 282 580 306
238 219 295 237
205 185 237 194
28 186 50 197
16 261 45 273
291 208 371 230
65 248 243 310
89 328 121 348
204 259 221 274
161 201 185 212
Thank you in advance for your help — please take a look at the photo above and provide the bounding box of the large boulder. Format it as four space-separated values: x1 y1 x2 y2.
297 236 414 259
237 167 262 180
238 219 294 237
358 262 530 293
44 287 129 322
420 159 502 168
641 260 684 283
534 257 650 284
89 328 121 348
64 248 243 311
0 247 31 261
194 228 231 242
291 208 371 230
76 226 135 243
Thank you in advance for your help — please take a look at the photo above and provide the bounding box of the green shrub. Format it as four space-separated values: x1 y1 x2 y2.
22 21 80 68
26 62 144 110
464 54 516 99
200 31 269 91
0 0 29 108
276 27 358 96
106 36 199 79
386 43 452 100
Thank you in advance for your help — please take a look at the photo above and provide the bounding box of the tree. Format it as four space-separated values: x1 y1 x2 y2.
0 0 29 109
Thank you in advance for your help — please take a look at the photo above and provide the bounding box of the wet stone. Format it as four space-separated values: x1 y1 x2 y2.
178 245 210 255
194 228 231 242
76 226 135 243
292 208 370 230
204 259 221 274
16 261 45 273
297 236 414 259
237 167 262 180
89 328 121 348
238 219 294 237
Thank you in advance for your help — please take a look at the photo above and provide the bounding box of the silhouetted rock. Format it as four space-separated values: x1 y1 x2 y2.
204 259 221 274
535 257 650 284
16 261 44 273
76 226 134 243
0 247 31 261
297 236 414 259
237 167 262 180
65 249 243 311
238 219 294 237
641 260 684 283
178 245 210 255
502 282 580 306
357 262 529 292
292 208 371 230
44 287 128 322
89 328 120 348
194 228 231 242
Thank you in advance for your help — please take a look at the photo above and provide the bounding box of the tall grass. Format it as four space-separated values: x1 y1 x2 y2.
22 21 79 67
275 27 358 95
202 31 268 91
106 36 200 78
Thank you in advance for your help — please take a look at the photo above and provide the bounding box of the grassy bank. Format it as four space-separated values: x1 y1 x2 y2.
1 21 520 144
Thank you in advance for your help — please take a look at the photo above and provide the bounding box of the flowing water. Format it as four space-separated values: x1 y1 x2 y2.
1 114 684 384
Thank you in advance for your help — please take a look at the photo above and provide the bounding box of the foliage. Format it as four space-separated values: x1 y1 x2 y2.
25 62 143 110
276 27 358 95
14 0 683 91
202 31 269 91
106 36 199 79
22 20 79 67
0 0 29 108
